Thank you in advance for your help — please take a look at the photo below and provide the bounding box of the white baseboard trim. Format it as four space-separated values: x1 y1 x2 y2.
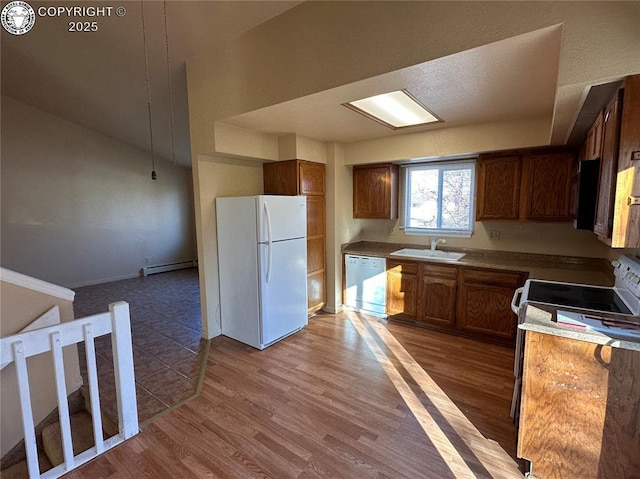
322 304 344 314
142 260 196 277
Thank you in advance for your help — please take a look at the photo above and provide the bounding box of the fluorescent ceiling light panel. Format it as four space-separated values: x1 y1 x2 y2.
345 90 441 129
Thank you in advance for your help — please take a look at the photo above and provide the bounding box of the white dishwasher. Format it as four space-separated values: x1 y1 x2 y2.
345 254 387 317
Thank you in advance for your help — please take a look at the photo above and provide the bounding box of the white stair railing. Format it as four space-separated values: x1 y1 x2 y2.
0 302 138 479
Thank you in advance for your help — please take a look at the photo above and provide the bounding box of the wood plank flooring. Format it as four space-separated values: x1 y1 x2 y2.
67 311 523 479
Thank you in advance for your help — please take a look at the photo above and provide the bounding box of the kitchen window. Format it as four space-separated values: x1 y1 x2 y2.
401 160 476 237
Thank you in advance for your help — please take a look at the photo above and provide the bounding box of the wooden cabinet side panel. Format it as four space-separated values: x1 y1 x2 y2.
307 270 325 311
518 332 640 479
612 74 640 248
307 236 325 274
476 155 521 220
306 196 325 238
263 160 299 195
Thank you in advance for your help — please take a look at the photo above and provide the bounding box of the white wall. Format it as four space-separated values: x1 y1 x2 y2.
191 155 264 339
1 96 196 288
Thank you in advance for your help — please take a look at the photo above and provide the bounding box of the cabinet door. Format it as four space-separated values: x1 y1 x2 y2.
299 161 325 196
458 267 525 343
353 164 399 219
594 90 623 238
386 260 418 321
521 151 576 221
457 284 517 341
476 155 521 220
585 112 604 161
417 276 457 328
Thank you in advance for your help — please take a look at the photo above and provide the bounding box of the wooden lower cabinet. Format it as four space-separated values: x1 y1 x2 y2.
385 259 527 345
386 260 418 321
457 267 527 344
417 264 457 328
457 284 518 342
518 331 640 478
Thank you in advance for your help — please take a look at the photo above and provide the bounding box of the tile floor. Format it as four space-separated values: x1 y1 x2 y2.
74 268 206 425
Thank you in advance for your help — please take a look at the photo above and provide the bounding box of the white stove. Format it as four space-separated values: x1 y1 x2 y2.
512 254 640 317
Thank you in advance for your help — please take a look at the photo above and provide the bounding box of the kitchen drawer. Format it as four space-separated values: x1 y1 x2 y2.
420 263 458 279
387 259 418 274
463 268 524 287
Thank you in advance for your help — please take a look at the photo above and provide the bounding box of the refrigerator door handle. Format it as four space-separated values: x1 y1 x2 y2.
264 201 273 283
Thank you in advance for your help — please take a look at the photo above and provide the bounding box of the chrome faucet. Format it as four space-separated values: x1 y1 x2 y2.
430 236 447 251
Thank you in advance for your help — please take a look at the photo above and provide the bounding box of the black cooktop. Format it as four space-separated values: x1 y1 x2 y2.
528 281 632 315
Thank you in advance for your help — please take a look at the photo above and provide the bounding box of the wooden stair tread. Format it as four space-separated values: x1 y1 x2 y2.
0 450 52 479
41 411 96 467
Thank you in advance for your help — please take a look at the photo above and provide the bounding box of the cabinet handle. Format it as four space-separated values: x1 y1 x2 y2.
604 110 610 123
628 196 640 206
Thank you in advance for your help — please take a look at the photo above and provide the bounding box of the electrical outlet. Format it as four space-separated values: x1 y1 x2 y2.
488 230 501 240
144 257 150 265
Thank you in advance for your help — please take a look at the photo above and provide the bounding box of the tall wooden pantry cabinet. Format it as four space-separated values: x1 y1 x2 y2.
263 160 326 315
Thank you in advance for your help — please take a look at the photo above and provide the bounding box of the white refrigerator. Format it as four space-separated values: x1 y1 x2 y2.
216 195 308 350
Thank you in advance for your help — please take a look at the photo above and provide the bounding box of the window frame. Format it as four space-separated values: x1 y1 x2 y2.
401 160 477 237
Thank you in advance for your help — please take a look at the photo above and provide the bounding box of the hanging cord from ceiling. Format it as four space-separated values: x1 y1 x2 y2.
140 0 156 180
163 0 177 167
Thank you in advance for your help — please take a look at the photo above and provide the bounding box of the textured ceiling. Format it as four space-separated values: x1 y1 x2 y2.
221 26 563 143
1 1 302 168
4 2 634 169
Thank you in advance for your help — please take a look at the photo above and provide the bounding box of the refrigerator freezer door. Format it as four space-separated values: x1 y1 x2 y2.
257 195 306 243
258 237 308 347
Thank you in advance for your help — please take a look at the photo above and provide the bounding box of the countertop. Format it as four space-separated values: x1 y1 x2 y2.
342 241 614 285
519 303 640 351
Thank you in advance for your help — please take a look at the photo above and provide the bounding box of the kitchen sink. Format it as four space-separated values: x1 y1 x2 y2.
389 248 466 262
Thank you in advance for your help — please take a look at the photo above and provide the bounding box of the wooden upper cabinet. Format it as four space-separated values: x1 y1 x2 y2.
263 160 299 196
594 89 623 239
299 161 325 196
353 164 399 219
585 111 604 161
476 149 577 222
520 150 576 221
476 155 521 221
264 159 325 197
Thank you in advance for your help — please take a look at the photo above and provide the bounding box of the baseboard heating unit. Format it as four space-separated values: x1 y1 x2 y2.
142 260 196 276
